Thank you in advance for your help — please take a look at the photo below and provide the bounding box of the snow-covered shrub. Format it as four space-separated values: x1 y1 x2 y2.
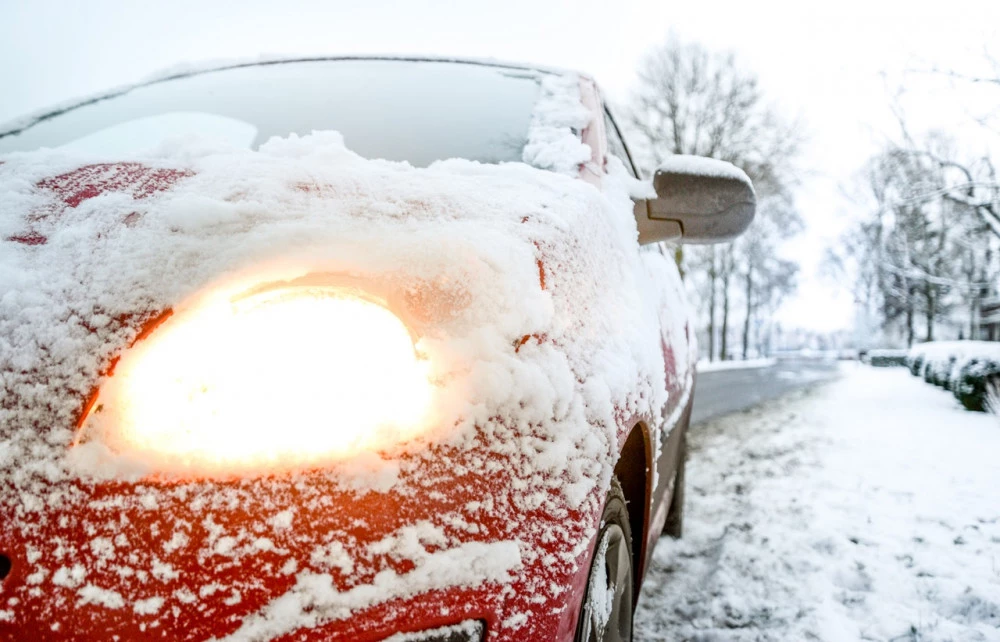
911 342 1000 390
907 352 926 376
931 356 957 389
987 380 1000 416
953 357 1000 412
922 360 936 383
867 349 907 367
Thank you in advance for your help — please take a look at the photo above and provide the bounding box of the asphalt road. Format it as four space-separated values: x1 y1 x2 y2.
690 356 843 426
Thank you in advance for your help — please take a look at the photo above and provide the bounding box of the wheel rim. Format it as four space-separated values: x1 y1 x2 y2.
580 524 634 642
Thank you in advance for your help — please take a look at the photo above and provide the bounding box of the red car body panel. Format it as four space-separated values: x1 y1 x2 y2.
0 61 695 642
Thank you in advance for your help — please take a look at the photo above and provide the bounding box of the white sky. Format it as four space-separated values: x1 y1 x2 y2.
2 0 999 332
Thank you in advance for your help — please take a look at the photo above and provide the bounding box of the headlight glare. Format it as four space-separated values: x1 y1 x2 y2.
78 286 432 476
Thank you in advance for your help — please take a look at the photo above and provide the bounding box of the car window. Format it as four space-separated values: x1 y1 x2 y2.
604 109 638 178
0 59 543 167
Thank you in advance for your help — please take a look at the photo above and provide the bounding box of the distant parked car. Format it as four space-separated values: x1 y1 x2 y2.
0 57 756 641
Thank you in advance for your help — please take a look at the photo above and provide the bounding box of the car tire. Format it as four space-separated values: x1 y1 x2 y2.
662 433 686 538
575 478 634 642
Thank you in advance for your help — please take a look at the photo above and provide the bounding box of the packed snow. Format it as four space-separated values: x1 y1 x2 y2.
0 65 693 639
636 364 1000 640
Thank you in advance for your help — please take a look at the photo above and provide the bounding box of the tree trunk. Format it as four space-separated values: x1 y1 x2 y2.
721 269 731 360
707 249 717 361
969 248 978 340
970 295 978 341
742 267 753 360
925 283 935 342
906 286 915 348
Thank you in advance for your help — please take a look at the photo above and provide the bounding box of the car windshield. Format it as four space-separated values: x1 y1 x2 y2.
0 59 544 166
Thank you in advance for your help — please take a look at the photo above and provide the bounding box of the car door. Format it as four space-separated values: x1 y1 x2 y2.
602 105 694 533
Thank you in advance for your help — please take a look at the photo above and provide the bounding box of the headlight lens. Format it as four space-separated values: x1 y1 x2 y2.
79 285 432 476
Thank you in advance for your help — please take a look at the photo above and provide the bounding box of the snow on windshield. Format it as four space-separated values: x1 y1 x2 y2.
0 59 542 166
59 112 259 156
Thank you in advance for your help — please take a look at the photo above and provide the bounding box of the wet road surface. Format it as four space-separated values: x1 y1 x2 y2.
690 356 843 426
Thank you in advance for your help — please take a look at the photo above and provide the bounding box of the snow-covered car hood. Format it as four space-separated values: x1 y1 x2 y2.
0 115 684 635
0 125 670 487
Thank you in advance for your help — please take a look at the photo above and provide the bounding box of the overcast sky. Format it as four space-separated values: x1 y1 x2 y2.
3 0 999 332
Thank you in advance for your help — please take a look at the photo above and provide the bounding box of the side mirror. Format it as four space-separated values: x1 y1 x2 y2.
634 156 756 245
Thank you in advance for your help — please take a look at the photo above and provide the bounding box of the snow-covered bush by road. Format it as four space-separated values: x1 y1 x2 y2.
864 348 907 367
906 341 1000 411
636 365 1000 641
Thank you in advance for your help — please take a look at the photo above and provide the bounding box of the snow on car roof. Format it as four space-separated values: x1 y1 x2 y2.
657 154 754 185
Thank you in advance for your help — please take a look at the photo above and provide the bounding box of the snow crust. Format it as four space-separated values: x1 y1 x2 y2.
0 71 687 637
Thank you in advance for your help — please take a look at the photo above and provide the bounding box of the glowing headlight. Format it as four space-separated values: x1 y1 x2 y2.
79 286 432 475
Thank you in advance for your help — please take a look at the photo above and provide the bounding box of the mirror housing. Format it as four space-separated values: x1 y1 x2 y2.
634 156 756 245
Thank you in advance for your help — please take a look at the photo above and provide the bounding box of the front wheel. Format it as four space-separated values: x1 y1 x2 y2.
575 478 634 642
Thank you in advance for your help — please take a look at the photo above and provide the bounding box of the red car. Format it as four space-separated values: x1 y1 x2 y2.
0 57 754 641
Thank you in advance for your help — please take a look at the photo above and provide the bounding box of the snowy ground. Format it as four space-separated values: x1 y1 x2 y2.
636 364 1000 641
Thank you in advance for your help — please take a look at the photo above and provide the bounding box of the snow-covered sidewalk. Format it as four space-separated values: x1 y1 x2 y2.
636 364 1000 641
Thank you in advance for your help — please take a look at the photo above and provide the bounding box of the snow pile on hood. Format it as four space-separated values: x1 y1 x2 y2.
0 133 668 496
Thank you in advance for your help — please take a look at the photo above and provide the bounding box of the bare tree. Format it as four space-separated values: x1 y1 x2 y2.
893 52 1000 238
625 35 801 191
832 137 997 346
735 191 802 358
719 246 736 360
626 35 803 359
